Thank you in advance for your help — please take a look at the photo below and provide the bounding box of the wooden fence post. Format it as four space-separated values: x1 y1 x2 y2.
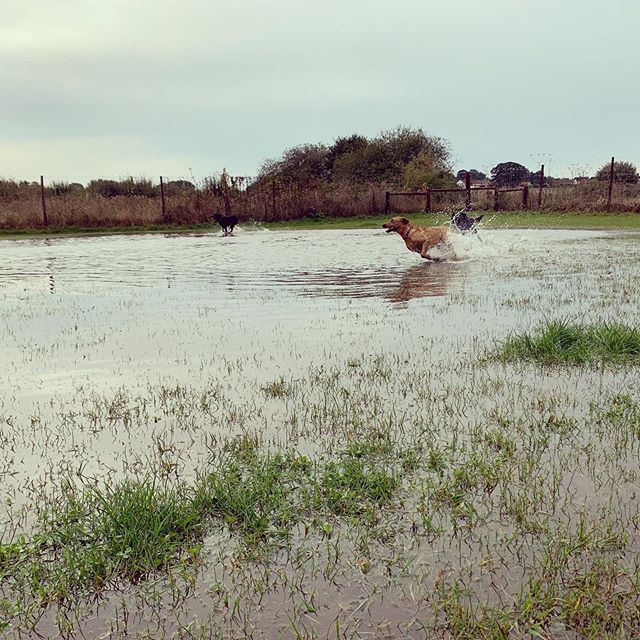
160 176 166 219
522 185 529 210
384 191 390 216
40 175 48 226
537 164 544 209
425 188 431 213
493 188 500 211
607 156 615 211
465 171 471 209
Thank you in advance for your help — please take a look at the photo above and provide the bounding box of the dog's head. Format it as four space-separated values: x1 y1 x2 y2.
212 213 222 223
382 216 410 233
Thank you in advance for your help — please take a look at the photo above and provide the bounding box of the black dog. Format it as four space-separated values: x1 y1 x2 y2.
212 213 238 236
451 210 484 233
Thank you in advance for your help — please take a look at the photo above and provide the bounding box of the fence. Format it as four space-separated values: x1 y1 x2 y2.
1 157 639 229
0 178 392 229
385 159 630 216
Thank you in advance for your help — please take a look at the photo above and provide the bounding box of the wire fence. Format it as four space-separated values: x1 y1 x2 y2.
1 162 639 229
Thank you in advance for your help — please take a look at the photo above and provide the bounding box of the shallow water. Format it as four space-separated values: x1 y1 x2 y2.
1 226 639 638
1 227 634 396
1 227 638 484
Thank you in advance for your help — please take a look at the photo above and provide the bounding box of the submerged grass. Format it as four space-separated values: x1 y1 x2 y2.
1 387 639 637
0 434 409 614
2 226 640 637
0 477 203 604
498 320 640 365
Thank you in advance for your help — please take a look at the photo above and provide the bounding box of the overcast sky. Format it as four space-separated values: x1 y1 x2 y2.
1 0 638 183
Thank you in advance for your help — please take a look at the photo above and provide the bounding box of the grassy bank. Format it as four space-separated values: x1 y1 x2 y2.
0 222 214 240
266 210 640 231
2 211 640 240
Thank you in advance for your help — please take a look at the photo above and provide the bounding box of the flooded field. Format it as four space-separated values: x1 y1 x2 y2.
1 227 639 638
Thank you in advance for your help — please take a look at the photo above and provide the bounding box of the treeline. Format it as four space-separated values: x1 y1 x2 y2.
0 177 197 199
468 160 639 188
257 126 455 189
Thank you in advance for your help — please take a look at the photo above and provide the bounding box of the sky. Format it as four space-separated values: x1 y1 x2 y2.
1 0 638 184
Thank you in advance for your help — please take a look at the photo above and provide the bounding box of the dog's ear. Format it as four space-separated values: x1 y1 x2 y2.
400 217 409 225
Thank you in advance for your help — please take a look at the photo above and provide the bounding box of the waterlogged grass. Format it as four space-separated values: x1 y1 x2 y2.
1 383 639 636
1 229 640 637
0 478 203 605
0 434 411 616
439 554 638 639
498 320 640 365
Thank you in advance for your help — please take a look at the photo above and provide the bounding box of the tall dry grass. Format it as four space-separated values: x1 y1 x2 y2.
1 178 639 230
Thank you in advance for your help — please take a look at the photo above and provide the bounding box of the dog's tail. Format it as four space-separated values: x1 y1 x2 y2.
474 215 484 224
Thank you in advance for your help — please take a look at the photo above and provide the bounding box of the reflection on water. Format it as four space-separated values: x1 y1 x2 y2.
0 228 627 308
288 261 464 305
385 261 457 304
47 257 55 294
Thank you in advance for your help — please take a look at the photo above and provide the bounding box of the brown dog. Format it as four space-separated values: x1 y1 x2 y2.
382 216 455 261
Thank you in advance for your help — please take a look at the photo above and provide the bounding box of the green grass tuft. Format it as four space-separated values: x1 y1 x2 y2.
194 445 311 543
497 320 640 365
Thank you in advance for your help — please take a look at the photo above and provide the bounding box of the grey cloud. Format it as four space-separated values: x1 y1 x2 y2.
1 0 638 180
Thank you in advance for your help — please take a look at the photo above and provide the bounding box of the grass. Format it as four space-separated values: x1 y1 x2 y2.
265 210 640 231
0 477 203 604
0 434 408 614
2 381 639 636
0 222 215 239
497 320 640 365
1 210 640 239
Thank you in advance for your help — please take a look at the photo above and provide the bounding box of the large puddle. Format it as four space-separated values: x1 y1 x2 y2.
1 226 639 638
1 227 635 396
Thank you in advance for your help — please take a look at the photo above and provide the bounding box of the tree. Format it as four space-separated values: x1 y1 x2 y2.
167 179 195 192
529 170 551 188
456 169 486 181
490 162 530 187
259 144 329 184
332 142 391 182
594 160 639 184
326 134 368 174
376 126 450 173
333 126 451 184
403 151 455 189
259 126 452 186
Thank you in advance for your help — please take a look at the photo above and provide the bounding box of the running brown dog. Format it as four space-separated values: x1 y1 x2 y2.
382 216 455 261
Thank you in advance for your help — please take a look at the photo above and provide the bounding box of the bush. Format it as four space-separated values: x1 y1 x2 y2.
88 178 159 198
595 161 639 184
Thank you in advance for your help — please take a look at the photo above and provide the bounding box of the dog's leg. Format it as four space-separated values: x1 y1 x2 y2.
420 245 437 261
